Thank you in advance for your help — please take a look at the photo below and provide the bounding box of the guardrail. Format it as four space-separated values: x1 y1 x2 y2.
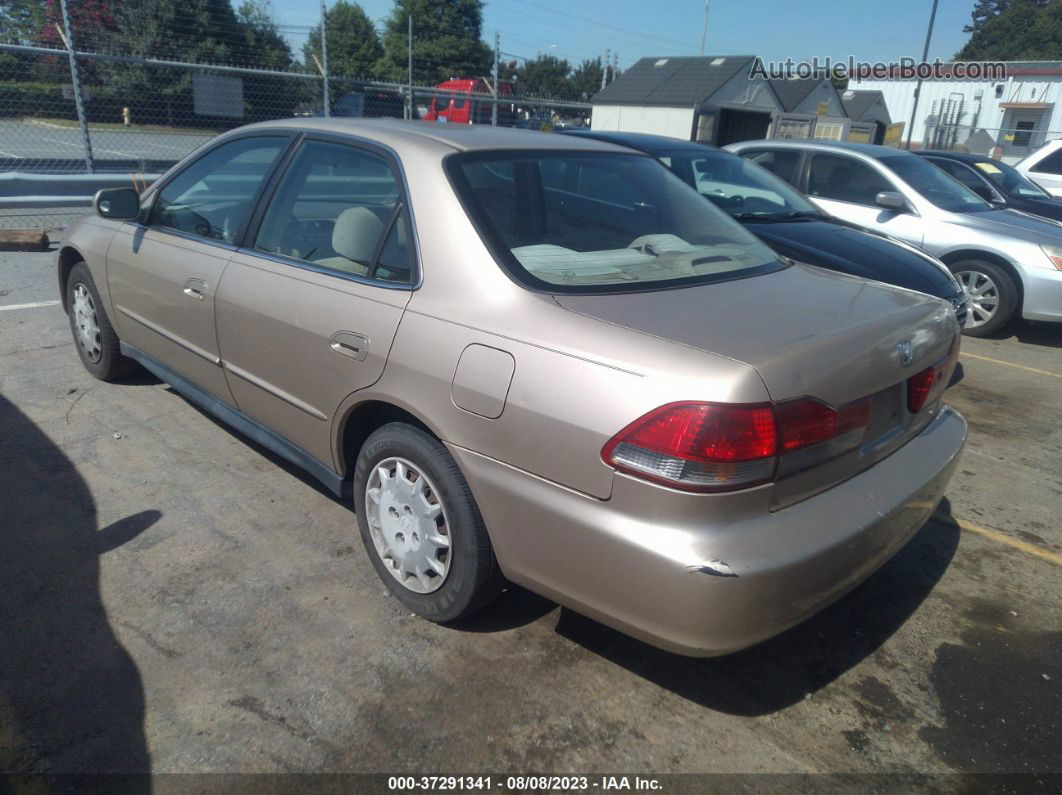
0 171 158 210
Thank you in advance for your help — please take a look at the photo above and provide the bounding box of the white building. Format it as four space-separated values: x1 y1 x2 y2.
591 55 856 145
851 62 1062 162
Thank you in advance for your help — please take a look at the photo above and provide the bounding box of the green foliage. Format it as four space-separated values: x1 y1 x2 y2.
303 0 381 79
956 0 1062 60
0 0 47 45
569 58 603 100
515 54 571 99
377 0 492 84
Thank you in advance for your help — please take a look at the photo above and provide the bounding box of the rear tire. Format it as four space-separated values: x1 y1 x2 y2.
66 262 136 381
949 259 1018 337
353 422 503 622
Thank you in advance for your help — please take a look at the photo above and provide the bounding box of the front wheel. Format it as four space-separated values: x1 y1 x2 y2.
353 422 503 622
66 262 136 381
949 259 1018 337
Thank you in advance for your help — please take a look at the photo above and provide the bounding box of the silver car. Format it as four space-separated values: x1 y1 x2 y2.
60 119 966 656
726 140 1062 336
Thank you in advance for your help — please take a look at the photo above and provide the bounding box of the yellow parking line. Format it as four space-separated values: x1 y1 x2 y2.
938 513 1062 565
961 351 1062 379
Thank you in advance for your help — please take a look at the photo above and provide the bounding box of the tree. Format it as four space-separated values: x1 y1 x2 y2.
569 58 602 100
377 0 492 85
303 0 381 79
0 0 48 45
238 0 294 70
956 0 1062 60
516 54 572 98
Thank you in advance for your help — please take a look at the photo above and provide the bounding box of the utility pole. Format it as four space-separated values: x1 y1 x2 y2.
320 0 330 116
700 0 709 56
407 14 414 120
613 51 618 78
601 49 610 90
58 0 94 172
905 0 939 150
491 32 500 126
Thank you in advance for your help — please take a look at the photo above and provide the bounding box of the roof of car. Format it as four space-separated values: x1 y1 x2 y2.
913 150 994 163
237 117 634 155
561 129 719 154
730 139 911 159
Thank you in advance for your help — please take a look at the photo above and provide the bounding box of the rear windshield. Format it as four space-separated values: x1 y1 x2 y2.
447 151 784 293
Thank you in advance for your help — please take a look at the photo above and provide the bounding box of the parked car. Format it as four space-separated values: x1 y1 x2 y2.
1013 138 1062 197
327 89 410 120
916 150 1062 222
423 78 515 126
63 119 966 657
563 130 966 324
727 140 1062 336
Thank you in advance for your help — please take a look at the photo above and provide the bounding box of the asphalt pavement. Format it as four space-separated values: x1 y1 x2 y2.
1 247 1059 783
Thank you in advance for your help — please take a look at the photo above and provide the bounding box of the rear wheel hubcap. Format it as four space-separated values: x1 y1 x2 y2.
365 457 451 594
955 269 999 328
72 283 102 362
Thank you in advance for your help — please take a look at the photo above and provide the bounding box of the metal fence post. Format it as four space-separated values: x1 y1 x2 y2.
407 15 413 121
320 0 330 117
58 0 94 173
491 32 499 126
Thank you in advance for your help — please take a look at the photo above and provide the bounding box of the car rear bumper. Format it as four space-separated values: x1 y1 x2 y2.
1021 265 1062 321
450 405 966 657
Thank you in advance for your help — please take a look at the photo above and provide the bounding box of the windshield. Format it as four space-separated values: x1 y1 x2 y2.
448 151 784 292
661 150 822 220
971 158 1051 198
880 154 990 212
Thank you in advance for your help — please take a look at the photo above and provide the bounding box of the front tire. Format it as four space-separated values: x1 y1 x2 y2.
949 259 1018 337
353 422 503 622
66 262 136 381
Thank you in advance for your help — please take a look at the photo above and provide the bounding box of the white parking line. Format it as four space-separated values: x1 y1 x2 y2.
0 300 61 312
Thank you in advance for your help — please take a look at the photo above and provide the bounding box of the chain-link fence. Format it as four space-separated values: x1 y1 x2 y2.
919 123 1062 164
0 6 594 230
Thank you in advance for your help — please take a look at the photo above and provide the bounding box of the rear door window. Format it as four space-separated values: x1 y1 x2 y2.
253 139 412 283
742 149 802 186
1032 149 1062 174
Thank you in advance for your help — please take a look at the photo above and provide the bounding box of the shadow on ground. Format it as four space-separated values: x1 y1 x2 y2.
989 320 1062 349
0 393 155 776
548 501 961 716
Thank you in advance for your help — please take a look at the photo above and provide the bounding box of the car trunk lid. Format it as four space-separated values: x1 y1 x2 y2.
555 263 959 507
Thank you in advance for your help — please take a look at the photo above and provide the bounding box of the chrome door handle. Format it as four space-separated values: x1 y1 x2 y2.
330 331 369 361
183 278 207 300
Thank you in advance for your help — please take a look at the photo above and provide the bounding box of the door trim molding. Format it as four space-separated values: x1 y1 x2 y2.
222 360 330 421
120 342 349 498
116 304 222 366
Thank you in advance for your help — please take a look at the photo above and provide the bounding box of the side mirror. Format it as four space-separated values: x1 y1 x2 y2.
875 190 907 211
93 187 140 220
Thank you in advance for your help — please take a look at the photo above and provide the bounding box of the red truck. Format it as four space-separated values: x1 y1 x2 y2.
423 78 515 126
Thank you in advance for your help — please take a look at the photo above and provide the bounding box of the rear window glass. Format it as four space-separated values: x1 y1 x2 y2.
447 151 783 293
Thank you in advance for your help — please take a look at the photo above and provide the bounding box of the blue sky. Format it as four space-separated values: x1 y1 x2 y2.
269 0 975 70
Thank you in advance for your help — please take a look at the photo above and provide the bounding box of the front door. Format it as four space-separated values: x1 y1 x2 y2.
106 135 289 401
804 151 925 247
215 137 415 468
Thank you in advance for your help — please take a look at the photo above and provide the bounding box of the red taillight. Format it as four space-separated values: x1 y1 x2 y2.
907 368 936 413
601 402 778 492
602 397 875 492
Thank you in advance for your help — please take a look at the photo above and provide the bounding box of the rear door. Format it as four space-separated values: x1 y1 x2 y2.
106 134 290 402
215 136 415 468
804 152 925 247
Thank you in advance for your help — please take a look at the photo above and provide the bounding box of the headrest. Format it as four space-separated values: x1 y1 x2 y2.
332 206 384 264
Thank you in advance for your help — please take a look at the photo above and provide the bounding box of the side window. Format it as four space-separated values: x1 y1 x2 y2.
744 149 801 186
151 136 286 243
1032 149 1062 175
807 153 893 205
253 140 411 283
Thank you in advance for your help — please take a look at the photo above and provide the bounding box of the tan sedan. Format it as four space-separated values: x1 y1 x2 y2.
59 119 966 656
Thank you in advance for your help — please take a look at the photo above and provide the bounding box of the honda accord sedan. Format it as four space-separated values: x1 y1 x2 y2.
59 119 966 656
